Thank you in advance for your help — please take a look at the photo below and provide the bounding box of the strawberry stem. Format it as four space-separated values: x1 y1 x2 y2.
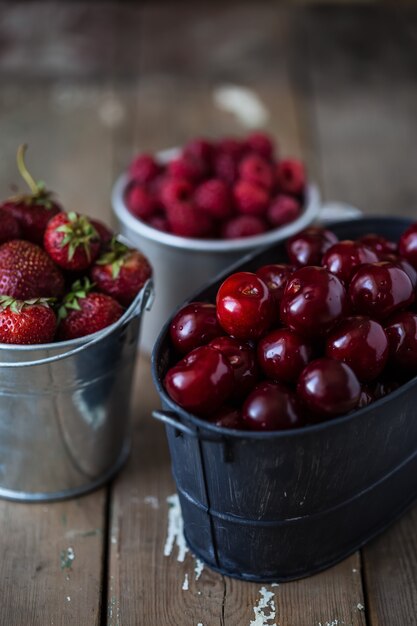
17 144 41 196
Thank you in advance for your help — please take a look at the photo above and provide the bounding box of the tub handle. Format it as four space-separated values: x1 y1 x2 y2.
152 410 223 442
0 280 153 368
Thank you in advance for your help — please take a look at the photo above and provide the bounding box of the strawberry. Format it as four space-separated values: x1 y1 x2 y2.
44 211 101 271
0 296 56 344
0 208 21 243
0 239 65 299
90 239 152 306
1 145 61 244
57 278 124 340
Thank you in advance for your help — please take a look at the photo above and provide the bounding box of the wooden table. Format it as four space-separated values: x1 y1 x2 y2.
1 3 417 624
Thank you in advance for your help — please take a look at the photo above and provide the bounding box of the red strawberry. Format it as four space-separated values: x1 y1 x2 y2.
0 296 56 344
91 239 152 306
0 208 21 243
44 212 101 271
57 278 124 340
0 239 65 299
1 145 61 244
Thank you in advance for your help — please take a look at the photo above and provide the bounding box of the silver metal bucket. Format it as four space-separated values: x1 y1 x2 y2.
0 280 153 502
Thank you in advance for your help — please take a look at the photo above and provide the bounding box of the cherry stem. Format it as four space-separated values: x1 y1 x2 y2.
17 144 39 195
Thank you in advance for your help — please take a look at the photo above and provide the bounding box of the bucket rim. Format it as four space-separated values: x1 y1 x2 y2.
151 215 416 441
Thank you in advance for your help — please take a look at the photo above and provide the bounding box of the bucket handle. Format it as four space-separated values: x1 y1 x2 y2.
152 410 223 443
0 280 153 368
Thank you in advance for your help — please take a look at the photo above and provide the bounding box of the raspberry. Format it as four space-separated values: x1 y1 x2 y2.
168 155 205 182
148 214 170 232
239 154 274 190
125 182 158 220
233 180 270 216
222 216 267 239
213 151 238 185
244 132 275 160
166 201 214 238
217 138 246 159
194 179 232 220
276 159 306 196
128 154 161 183
160 178 193 206
184 139 214 174
267 194 301 227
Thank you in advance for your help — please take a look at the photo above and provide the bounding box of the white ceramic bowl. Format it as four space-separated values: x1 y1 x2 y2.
112 150 321 353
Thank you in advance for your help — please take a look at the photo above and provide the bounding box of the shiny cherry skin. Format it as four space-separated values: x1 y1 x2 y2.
297 358 361 418
286 227 338 267
164 346 234 416
358 234 397 259
255 264 294 308
395 258 417 289
385 311 417 374
326 316 389 382
399 223 417 269
349 262 414 320
170 302 223 354
209 336 259 400
280 266 347 338
242 381 304 431
216 271 274 340
257 328 313 384
209 406 246 430
322 240 378 284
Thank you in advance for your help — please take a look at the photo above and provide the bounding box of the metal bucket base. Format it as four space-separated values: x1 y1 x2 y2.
0 440 131 503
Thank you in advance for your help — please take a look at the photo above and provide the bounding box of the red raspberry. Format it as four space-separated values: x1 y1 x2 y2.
129 154 161 183
213 151 238 185
244 132 275 160
267 194 301 227
217 138 246 158
276 159 306 196
194 179 232 220
233 180 270 216
166 201 214 238
168 155 205 182
184 139 214 174
148 215 170 232
125 182 158 220
239 154 274 190
161 178 193 206
222 216 267 239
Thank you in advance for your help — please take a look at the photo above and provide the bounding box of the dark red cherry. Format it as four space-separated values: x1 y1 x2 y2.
216 271 274 340
322 240 378 284
280 266 347 338
385 311 417 374
286 227 338 267
395 258 417 289
209 336 259 400
242 381 304 431
169 302 223 354
349 262 414 320
326 316 389 382
297 358 361 418
255 264 294 309
257 328 313 384
209 406 246 430
164 346 234 416
399 223 417 269
358 234 397 259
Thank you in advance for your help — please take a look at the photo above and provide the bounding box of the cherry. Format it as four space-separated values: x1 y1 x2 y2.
209 336 259 400
399 223 417 269
242 381 304 431
280 266 347 338
169 302 223 354
255 263 294 310
349 262 414 320
297 358 361 418
358 234 397 259
286 227 338 267
209 406 246 430
322 240 378 284
326 316 389 382
164 346 234 416
395 258 417 289
216 271 274 340
258 328 313 384
385 311 417 374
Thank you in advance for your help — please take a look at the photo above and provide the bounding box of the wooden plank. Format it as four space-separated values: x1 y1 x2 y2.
363 505 417 625
0 492 106 625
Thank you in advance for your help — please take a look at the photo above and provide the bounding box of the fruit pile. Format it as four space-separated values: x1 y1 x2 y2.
125 133 306 239
0 146 152 345
163 224 417 430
